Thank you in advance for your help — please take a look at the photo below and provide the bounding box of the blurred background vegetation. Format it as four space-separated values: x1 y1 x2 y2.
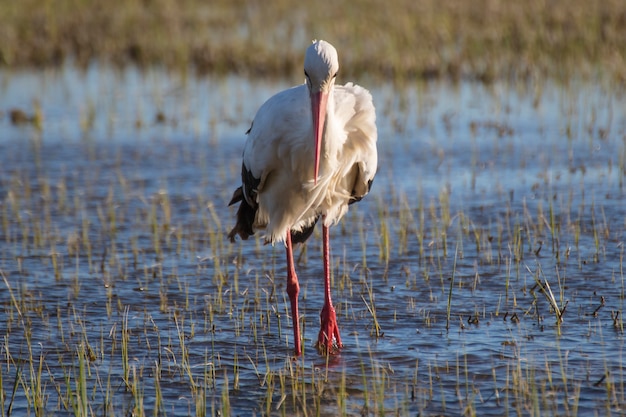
1 0 625 82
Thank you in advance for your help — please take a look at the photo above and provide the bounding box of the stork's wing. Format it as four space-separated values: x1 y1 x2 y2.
242 85 311 191
335 82 378 203
228 85 312 243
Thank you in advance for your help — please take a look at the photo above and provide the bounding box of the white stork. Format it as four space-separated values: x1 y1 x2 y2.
228 40 377 356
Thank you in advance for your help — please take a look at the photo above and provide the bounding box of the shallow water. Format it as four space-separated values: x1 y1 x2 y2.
1 65 626 416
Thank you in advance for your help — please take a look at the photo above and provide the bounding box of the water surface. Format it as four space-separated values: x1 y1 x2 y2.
1 66 625 415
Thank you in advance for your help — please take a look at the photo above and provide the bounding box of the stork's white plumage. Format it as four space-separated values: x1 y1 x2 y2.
229 40 377 356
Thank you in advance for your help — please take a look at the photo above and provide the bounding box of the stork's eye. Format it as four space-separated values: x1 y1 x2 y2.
333 72 338 78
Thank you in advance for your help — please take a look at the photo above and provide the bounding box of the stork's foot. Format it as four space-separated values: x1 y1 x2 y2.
316 303 343 355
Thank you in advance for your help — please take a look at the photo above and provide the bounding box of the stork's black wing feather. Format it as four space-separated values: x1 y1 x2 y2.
228 164 261 242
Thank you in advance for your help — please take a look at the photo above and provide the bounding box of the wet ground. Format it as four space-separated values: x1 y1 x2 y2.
0 66 625 416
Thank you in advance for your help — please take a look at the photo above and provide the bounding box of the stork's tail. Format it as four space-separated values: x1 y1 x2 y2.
228 186 320 245
290 216 319 244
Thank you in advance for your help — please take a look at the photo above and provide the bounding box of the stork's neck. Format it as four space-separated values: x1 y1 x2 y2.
322 87 335 141
319 87 339 170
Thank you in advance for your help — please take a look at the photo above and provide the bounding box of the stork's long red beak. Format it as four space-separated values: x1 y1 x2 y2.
311 91 328 185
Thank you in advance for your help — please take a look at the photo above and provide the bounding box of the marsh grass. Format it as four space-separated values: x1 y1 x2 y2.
1 65 626 415
1 0 626 83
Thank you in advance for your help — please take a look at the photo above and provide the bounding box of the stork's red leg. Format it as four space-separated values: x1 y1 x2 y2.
285 232 302 356
317 220 342 354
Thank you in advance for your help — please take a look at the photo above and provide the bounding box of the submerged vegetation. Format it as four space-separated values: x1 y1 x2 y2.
1 0 626 81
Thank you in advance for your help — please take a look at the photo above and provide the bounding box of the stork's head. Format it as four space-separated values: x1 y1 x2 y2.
304 40 339 184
